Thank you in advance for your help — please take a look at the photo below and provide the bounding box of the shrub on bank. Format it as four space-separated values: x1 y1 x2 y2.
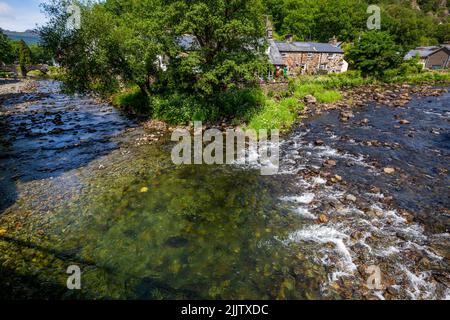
248 97 304 132
112 87 150 116
113 86 267 124
27 70 46 78
384 70 450 84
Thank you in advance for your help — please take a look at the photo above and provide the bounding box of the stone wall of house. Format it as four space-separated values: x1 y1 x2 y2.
281 52 345 75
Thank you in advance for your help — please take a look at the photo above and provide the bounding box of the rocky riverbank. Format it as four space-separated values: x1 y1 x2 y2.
302 83 448 118
0 79 39 103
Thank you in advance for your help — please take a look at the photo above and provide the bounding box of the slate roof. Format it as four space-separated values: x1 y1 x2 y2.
177 35 200 51
268 40 284 65
273 41 344 54
404 46 442 59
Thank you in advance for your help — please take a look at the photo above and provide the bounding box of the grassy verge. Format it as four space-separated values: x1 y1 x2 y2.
247 97 303 132
384 70 450 84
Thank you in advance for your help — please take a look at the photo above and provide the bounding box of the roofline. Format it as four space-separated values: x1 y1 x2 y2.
273 41 344 54
406 46 450 58
277 49 343 53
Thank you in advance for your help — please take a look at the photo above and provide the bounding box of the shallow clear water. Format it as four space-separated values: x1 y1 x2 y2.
0 81 448 299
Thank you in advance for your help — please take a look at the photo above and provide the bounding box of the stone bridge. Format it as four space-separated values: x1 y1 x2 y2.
0 64 49 76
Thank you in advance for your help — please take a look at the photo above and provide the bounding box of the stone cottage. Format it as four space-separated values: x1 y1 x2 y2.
267 35 348 76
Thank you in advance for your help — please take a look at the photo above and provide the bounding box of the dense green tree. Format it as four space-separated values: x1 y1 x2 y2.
263 0 448 46
40 0 269 98
381 4 439 47
346 31 402 77
164 0 269 97
18 40 32 77
0 30 14 65
29 44 53 65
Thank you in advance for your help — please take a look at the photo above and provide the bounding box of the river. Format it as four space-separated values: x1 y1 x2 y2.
0 80 449 299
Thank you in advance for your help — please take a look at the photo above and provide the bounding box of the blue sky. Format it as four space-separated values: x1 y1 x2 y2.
0 0 48 31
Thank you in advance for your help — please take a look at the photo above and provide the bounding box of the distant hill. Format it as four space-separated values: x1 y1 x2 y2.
2 30 41 45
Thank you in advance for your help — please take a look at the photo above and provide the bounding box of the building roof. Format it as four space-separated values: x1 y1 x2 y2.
267 40 284 65
177 35 200 51
404 46 445 59
273 41 344 54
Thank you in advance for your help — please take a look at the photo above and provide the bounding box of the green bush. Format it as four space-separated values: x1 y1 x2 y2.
27 70 46 78
150 87 266 125
112 87 150 115
150 92 206 124
47 66 63 80
0 71 13 78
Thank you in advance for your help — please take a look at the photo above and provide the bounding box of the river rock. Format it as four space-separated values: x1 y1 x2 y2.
369 186 381 194
386 286 399 295
383 167 395 174
345 194 357 202
304 95 317 105
52 114 63 125
318 214 329 223
314 139 324 146
360 118 369 125
49 128 64 135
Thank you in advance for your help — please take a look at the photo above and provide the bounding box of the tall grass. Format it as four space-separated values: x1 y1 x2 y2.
290 70 376 91
248 97 304 132
290 80 343 104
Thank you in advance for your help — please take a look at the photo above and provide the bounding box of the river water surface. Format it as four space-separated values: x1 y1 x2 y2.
0 80 449 299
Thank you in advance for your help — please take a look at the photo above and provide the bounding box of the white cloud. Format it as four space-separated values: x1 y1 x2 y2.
0 2 13 16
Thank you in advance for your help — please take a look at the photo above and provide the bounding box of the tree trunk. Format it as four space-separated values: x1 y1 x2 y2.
20 65 27 77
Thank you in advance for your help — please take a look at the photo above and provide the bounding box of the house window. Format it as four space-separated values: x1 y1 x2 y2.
307 53 313 58
328 54 336 59
320 64 328 70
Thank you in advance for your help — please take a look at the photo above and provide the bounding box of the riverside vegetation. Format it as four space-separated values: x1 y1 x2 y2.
34 0 450 132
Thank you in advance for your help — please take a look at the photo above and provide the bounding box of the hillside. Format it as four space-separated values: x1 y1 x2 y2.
1 29 40 45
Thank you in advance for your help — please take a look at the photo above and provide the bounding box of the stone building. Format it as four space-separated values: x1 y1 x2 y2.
267 34 348 76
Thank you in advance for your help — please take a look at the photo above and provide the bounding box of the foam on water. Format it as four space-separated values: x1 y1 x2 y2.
281 193 315 204
294 207 317 219
288 225 357 274
230 104 449 299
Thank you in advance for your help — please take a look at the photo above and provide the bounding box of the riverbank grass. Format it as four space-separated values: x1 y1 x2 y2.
248 97 303 132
